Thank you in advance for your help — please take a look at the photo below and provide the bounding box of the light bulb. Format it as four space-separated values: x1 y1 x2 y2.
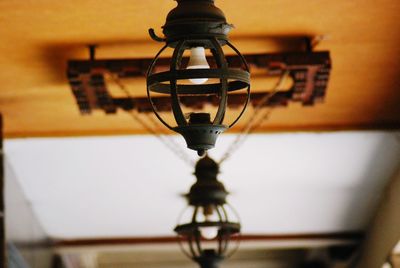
187 47 210 84
200 226 219 240
199 206 219 240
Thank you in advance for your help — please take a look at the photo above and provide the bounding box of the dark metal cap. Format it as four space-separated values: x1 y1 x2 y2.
174 124 227 156
162 0 233 43
195 154 219 177
187 156 228 205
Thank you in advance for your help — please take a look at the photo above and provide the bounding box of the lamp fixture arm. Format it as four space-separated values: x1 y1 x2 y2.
149 28 166 42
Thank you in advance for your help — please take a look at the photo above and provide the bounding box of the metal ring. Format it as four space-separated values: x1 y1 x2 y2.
226 41 251 128
148 80 249 95
210 38 228 125
148 68 249 92
170 40 188 126
146 44 173 130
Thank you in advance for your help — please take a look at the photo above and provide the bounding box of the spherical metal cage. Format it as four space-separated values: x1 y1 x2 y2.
146 37 250 155
174 203 241 262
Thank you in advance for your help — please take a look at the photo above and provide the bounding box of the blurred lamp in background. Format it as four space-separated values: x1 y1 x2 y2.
174 156 241 268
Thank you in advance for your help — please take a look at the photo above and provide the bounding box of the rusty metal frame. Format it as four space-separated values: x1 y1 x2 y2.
67 51 331 115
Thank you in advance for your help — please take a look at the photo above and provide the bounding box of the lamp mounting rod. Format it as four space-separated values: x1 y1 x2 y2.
88 44 97 61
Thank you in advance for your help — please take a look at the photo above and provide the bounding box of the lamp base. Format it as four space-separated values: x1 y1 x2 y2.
174 124 227 156
198 260 221 268
195 250 224 268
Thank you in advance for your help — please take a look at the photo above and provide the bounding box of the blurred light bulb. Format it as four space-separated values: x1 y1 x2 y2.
187 47 210 84
200 206 219 240
200 226 219 240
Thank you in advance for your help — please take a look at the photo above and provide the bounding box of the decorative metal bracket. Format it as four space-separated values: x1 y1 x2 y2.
67 47 331 115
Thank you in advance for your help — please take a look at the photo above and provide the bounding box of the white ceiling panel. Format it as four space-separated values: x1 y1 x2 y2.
4 131 400 239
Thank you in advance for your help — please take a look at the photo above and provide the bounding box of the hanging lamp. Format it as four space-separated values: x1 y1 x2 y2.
147 0 251 156
174 155 241 268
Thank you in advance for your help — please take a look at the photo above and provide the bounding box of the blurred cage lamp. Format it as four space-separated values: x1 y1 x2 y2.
174 155 241 268
147 0 251 156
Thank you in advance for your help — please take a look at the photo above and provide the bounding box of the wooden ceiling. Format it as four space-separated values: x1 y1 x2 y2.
1 0 399 138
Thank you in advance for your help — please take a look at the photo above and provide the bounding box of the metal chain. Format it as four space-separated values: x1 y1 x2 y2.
106 72 196 167
218 70 290 164
143 112 196 166
106 70 289 166
129 111 195 167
